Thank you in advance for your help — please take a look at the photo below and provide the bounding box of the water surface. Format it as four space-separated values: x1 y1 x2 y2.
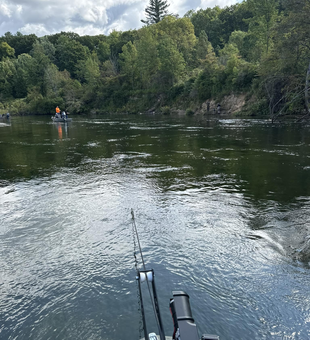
1 115 310 339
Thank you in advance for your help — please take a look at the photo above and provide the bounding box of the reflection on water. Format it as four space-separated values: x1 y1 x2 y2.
55 122 70 141
0 115 310 340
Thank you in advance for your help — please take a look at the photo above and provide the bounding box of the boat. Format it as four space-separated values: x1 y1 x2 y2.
131 210 219 340
51 116 72 123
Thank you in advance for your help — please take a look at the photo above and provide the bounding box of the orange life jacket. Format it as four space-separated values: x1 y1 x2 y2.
56 107 60 113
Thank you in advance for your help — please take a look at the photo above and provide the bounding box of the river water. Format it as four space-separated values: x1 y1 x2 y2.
0 115 310 340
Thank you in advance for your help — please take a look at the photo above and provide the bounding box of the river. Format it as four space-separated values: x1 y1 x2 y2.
0 115 310 340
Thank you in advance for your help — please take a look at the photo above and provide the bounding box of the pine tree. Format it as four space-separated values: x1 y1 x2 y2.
141 0 170 25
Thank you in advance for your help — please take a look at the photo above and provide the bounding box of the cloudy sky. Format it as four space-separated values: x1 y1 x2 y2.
0 0 239 37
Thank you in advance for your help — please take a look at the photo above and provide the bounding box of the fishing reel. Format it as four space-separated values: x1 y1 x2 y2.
169 291 219 340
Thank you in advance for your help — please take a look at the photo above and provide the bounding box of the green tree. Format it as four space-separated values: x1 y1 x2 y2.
97 41 110 62
0 42 15 60
101 60 118 78
13 53 34 98
55 35 90 78
155 16 196 63
196 30 212 60
78 35 102 52
218 3 253 43
228 30 248 59
135 28 160 88
194 38 220 101
120 41 138 89
219 43 244 91
59 71 83 113
185 7 222 48
258 0 310 117
106 31 122 74
44 64 62 97
0 58 16 99
76 52 100 85
38 36 56 63
141 0 170 24
0 32 37 56
31 40 52 95
158 36 185 87
245 0 279 59
274 0 310 73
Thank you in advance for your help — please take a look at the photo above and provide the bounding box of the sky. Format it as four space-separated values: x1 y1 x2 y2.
0 0 239 37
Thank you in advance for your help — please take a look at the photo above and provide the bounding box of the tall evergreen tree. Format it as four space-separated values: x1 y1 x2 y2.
141 0 170 24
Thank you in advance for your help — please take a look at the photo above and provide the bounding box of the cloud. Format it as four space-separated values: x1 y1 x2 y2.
0 2 12 17
170 0 201 16
0 0 239 37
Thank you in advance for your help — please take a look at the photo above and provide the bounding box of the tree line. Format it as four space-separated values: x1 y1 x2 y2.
0 0 309 119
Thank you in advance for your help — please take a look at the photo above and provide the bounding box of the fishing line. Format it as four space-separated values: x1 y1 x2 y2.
131 209 147 271
132 211 144 338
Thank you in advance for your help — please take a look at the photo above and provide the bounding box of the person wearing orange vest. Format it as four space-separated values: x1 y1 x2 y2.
55 106 60 118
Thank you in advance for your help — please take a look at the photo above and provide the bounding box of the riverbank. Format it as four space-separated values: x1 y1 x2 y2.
1 92 250 117
2 92 308 120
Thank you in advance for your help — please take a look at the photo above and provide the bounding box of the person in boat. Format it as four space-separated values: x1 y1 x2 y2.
6 112 10 119
55 106 61 118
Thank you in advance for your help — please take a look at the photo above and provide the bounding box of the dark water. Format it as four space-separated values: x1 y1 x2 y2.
1 115 310 340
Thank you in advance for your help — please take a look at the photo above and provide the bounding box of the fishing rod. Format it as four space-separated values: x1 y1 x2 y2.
131 209 219 340
131 209 166 340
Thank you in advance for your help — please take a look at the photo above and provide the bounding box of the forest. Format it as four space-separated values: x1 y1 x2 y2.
0 0 309 120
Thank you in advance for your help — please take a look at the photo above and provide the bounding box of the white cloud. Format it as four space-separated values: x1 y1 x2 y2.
19 23 50 36
0 2 12 17
0 0 239 37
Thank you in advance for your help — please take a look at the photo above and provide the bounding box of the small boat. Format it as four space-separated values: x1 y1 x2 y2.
51 116 72 123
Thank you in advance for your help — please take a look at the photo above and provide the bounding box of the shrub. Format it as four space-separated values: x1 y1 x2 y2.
161 106 170 115
186 108 195 116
